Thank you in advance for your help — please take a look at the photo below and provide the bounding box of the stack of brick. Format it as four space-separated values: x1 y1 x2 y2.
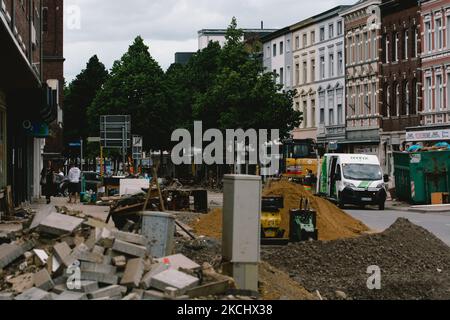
0 208 234 300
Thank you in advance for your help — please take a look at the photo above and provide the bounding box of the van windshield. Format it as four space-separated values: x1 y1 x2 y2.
342 164 382 181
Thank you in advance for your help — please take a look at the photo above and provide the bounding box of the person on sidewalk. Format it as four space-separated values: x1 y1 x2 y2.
68 163 81 204
41 160 57 204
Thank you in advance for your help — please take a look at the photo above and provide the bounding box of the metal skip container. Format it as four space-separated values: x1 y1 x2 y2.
140 211 175 258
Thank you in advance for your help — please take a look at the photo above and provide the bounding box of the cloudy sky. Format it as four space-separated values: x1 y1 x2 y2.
64 0 351 82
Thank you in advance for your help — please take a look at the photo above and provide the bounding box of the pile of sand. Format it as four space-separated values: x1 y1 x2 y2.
192 180 369 241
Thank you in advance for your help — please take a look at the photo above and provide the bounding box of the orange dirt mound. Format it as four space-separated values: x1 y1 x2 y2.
192 180 369 241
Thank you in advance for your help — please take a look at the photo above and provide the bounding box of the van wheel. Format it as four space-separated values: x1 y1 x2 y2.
379 202 385 211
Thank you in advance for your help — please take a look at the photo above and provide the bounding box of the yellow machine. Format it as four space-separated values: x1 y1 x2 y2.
261 196 286 241
282 139 320 182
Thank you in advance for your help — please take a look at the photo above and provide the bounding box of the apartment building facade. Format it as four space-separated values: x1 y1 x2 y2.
380 0 422 177
261 27 294 91
407 0 450 145
0 0 61 203
341 0 382 157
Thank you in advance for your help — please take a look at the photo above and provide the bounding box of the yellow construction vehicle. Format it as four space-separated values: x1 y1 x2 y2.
281 139 320 184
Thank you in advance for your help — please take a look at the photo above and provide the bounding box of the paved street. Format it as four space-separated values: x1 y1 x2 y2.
345 208 450 246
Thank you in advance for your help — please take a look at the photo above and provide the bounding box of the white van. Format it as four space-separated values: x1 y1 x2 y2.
318 154 388 210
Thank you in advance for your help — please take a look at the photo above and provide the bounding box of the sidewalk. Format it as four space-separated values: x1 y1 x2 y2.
385 199 450 215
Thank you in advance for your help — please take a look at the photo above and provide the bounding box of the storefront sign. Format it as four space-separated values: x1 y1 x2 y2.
406 129 450 142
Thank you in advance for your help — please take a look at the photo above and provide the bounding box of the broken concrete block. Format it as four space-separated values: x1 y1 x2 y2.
150 269 199 294
80 261 117 274
140 263 170 289
34 269 55 291
7 273 34 293
155 254 200 271
15 287 53 300
143 290 166 301
122 293 141 300
185 280 230 299
33 249 49 267
131 288 144 299
55 291 87 300
112 239 147 258
97 228 115 248
0 243 23 269
112 255 127 268
38 212 84 236
53 242 76 267
92 245 105 256
121 258 145 288
88 285 127 300
164 287 181 299
113 231 147 246
52 284 67 295
80 271 119 285
0 292 14 300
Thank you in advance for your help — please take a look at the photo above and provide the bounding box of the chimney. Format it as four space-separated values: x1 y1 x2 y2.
261 21 264 30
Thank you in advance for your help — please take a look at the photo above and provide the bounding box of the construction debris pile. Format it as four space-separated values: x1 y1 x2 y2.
191 180 369 241
0 207 239 301
262 218 450 300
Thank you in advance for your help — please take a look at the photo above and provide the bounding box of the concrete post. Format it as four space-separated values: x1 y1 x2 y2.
222 175 261 293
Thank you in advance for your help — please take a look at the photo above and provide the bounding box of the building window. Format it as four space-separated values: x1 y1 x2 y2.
42 7 49 32
328 91 335 125
436 74 443 111
280 68 284 86
436 18 443 50
320 56 325 79
348 36 353 64
363 32 368 61
329 24 334 39
426 77 432 111
286 66 291 87
266 46 271 58
303 34 307 48
319 92 325 124
311 59 315 82
404 29 409 60
329 53 334 77
371 31 376 60
337 89 343 124
356 85 361 115
303 100 308 128
405 82 410 116
394 33 399 62
320 27 325 41
356 34 360 62
280 41 284 55
395 83 400 116
371 83 377 115
384 34 389 63
425 20 432 52
311 31 315 44
337 51 343 75
302 61 307 84
447 16 450 49
295 36 300 50
414 28 418 57
311 99 316 128
413 80 419 115
295 63 300 85
273 44 277 57
286 39 291 53
337 21 343 36
386 85 391 117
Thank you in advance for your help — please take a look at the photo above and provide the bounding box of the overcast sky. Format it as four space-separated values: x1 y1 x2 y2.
64 0 351 82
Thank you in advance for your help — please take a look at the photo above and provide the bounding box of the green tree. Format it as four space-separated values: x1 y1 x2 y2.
64 55 109 146
193 18 302 138
88 36 170 151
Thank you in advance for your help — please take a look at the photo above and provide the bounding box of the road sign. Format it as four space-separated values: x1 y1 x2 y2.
69 142 81 147
87 137 101 143
100 115 131 149
132 135 143 160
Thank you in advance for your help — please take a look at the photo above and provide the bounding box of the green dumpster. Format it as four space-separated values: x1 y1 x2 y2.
394 151 450 204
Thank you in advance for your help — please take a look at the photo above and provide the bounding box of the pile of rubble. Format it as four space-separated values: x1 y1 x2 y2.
0 207 237 300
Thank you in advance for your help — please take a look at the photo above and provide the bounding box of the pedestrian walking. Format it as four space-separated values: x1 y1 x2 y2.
41 160 57 204
68 163 81 204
